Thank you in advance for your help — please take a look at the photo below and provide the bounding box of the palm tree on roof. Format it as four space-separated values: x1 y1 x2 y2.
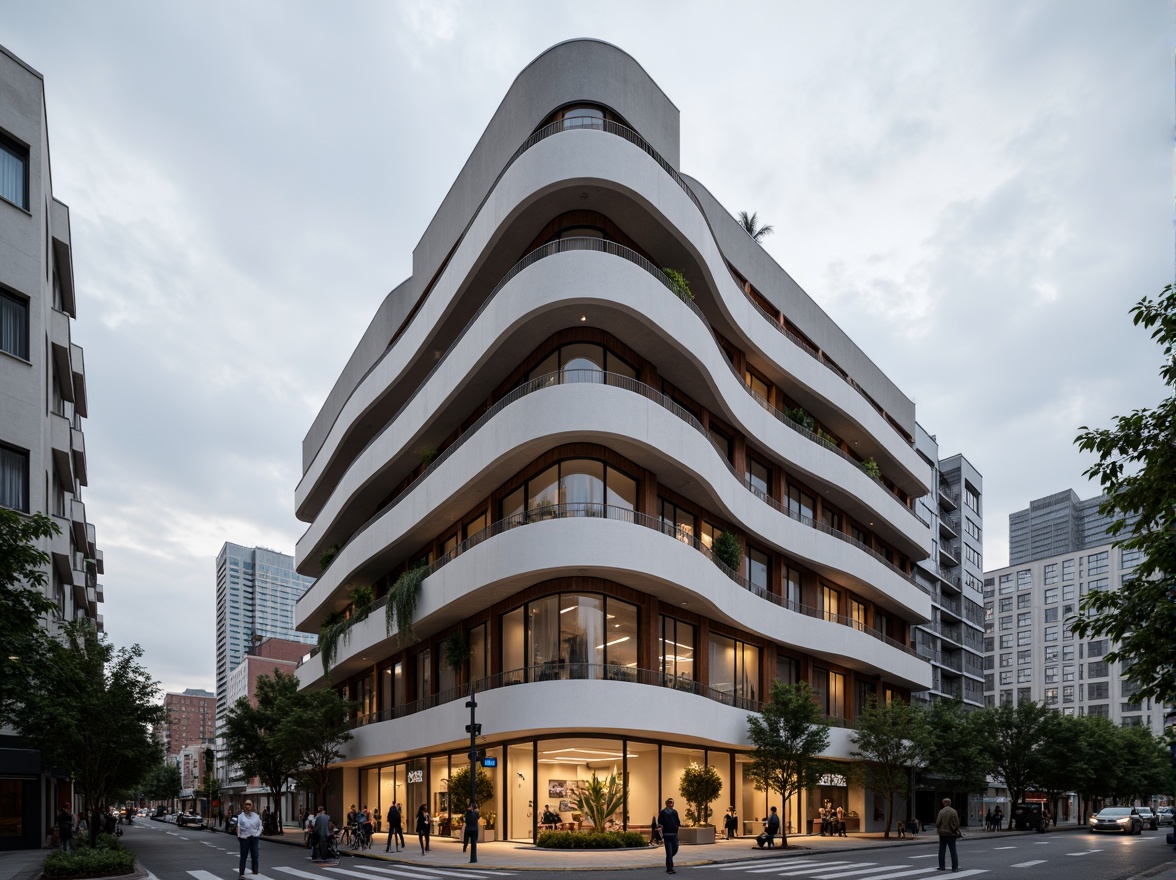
737 211 774 243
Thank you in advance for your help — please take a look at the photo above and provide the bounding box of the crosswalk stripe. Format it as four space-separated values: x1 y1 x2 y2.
189 871 227 880
270 868 328 880
769 863 856 876
907 855 936 859
711 860 810 870
718 863 822 874
993 846 1017 849
1010 861 1047 868
1065 850 1101 856
815 866 940 879
348 864 514 878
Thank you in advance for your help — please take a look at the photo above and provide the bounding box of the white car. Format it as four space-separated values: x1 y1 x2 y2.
1157 807 1174 827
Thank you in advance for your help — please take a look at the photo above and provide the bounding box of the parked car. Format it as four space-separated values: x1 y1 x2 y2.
1156 807 1174 827
1089 807 1143 834
1012 802 1045 832
176 812 205 828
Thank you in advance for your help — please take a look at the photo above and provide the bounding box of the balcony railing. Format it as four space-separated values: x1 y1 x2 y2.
302 501 919 671
343 365 922 597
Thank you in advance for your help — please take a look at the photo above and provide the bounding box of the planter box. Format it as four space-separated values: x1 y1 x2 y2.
679 826 716 845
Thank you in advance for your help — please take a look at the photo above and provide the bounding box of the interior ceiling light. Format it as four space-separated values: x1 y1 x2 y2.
579 315 587 322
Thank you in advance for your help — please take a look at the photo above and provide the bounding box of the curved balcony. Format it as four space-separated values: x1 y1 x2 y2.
298 127 928 520
299 366 927 623
300 239 927 570
297 503 926 692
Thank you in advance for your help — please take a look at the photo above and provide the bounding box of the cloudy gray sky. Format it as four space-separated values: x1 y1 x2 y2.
3 1 1170 695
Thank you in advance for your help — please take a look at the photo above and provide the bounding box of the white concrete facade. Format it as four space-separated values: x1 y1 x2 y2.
294 40 938 840
0 43 103 852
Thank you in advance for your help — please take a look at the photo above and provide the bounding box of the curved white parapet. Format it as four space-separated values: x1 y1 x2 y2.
323 666 880 765
296 130 929 523
297 514 932 695
297 251 929 578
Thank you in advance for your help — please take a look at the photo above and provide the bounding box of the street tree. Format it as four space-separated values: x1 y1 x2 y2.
1032 711 1083 824
850 697 928 838
1070 714 1124 818
142 761 182 811
745 681 832 848
976 702 1055 827
17 621 165 810
1114 724 1175 803
920 696 990 795
282 684 353 809
1073 284 1176 703
0 510 60 725
224 670 301 833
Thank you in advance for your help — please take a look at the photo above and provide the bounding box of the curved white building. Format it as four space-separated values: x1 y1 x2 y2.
294 39 935 839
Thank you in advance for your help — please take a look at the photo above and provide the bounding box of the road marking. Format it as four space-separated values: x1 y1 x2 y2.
820 868 974 880
189 871 229 880
993 846 1017 849
711 861 806 870
1009 861 1046 868
1032 841 1051 845
270 870 327 880
350 865 513 878
907 855 937 860
1064 850 1101 856
814 865 932 878
719 863 821 874
771 865 857 877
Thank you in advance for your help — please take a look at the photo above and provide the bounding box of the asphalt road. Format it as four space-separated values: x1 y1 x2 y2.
121 820 1175 880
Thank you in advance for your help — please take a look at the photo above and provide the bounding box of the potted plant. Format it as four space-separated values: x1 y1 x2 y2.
678 762 722 844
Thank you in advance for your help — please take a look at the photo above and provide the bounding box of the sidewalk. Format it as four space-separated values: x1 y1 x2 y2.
253 822 1117 872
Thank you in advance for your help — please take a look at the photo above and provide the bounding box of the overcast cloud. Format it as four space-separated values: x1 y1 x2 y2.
2 1 1169 695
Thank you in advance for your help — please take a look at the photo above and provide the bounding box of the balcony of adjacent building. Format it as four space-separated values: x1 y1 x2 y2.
937 479 959 512
938 540 960 569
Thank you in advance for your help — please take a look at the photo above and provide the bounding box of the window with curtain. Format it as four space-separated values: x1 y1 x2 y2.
746 455 770 498
0 444 28 512
504 458 638 521
659 497 695 543
0 134 28 209
787 484 814 522
783 563 802 611
506 593 639 682
744 545 769 591
812 666 845 719
0 290 29 360
820 584 840 623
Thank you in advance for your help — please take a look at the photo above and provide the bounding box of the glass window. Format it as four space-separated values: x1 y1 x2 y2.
1017 667 1032 684
1044 563 1058 585
709 426 733 463
604 597 638 675
0 445 29 512
821 584 840 623
560 343 604 383
1044 607 1058 623
746 455 771 498
660 497 696 544
1086 552 1108 576
708 633 760 706
999 616 1011 631
1016 570 1032 590
999 598 1012 612
660 615 695 687
0 133 28 209
1043 626 1058 642
850 599 867 632
777 654 800 686
999 573 1013 595
813 666 845 719
787 485 815 523
607 468 636 511
1017 593 1031 609
559 105 605 130
560 460 604 512
1017 612 1031 628
1017 630 1033 646
469 623 487 682
415 649 431 700
783 564 801 611
745 545 769 591
0 290 29 360
1043 587 1057 604
502 608 524 682
1062 559 1075 581
999 653 1012 668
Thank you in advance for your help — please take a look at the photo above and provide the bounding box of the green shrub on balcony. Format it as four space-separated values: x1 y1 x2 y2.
662 268 694 301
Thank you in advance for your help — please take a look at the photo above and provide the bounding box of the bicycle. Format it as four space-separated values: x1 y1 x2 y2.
354 825 372 850
338 825 355 848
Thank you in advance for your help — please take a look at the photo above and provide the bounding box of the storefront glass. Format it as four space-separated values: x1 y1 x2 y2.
660 745 704 822
405 758 427 827
507 742 534 841
431 755 451 834
538 737 627 831
625 740 659 832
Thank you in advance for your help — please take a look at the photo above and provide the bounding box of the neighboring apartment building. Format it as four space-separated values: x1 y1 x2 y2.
0 45 103 851
221 638 309 819
292 39 939 838
162 688 215 756
912 430 986 709
214 544 315 786
983 490 1161 734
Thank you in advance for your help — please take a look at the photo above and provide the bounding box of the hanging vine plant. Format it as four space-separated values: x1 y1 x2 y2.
350 583 374 620
442 630 470 672
385 563 429 643
319 610 347 676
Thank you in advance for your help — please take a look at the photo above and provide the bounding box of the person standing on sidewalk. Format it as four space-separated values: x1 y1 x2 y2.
462 801 479 853
236 799 263 877
935 797 961 872
657 797 682 874
385 802 403 852
57 804 74 851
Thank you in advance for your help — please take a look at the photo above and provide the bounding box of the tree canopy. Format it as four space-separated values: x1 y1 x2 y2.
1073 283 1176 703
850 696 927 838
920 696 989 795
17 621 165 809
745 681 832 848
737 211 774 242
0 510 61 724
226 669 354 826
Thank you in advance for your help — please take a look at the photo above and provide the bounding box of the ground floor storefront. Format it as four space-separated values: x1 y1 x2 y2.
334 733 903 842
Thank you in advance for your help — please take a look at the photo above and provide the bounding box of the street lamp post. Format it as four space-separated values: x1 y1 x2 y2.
465 689 480 864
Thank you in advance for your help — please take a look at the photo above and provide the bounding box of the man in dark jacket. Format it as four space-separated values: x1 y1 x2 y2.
462 801 479 853
57 805 74 851
657 797 682 874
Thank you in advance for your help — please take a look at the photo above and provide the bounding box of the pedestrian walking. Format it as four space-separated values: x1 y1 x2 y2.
385 802 403 852
935 797 961 872
657 796 682 874
462 801 479 853
57 805 74 851
311 806 333 861
723 806 738 839
416 804 430 854
236 799 262 877
373 806 381 834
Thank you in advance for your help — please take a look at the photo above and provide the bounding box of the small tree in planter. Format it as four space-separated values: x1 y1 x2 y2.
712 530 742 574
573 770 624 831
448 765 494 836
678 762 722 843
